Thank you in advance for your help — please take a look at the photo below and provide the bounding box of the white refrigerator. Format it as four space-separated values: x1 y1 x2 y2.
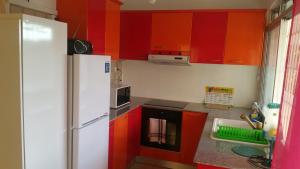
68 54 111 169
0 14 67 169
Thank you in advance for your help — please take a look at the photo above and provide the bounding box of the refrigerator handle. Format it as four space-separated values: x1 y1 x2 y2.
81 115 108 128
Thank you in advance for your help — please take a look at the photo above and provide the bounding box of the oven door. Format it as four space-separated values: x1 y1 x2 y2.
117 86 130 107
141 107 182 152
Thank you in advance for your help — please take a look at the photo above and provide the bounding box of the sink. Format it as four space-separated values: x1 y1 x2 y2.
210 118 269 147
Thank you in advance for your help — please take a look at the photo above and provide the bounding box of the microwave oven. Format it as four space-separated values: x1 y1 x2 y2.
110 85 131 109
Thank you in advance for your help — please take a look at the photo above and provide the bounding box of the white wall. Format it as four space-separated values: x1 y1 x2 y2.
121 0 271 10
122 60 259 108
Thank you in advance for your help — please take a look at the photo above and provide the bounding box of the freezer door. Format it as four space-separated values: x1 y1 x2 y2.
72 54 111 128
72 116 109 169
22 15 67 169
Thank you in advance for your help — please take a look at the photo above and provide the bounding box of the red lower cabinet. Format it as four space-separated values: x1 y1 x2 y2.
180 112 208 165
109 108 208 168
198 164 228 169
109 106 142 169
108 121 115 169
140 146 181 162
112 114 128 169
127 106 142 166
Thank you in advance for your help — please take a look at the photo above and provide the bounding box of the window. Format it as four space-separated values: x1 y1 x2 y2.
259 18 292 107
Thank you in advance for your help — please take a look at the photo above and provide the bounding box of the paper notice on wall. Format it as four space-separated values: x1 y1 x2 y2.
205 86 234 106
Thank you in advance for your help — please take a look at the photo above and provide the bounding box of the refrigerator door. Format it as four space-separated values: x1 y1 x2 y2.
72 116 109 169
72 54 111 128
22 15 67 169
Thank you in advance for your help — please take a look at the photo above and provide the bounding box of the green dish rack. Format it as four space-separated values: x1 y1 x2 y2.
216 125 268 145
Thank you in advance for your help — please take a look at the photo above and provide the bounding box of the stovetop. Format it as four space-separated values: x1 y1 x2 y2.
144 99 188 109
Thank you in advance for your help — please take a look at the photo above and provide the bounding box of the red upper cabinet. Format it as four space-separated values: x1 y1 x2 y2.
57 0 120 57
88 0 106 54
151 12 193 54
57 0 106 54
120 12 152 60
190 12 228 64
224 11 265 65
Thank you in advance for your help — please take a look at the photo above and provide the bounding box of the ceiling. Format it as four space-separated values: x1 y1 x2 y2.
121 0 275 10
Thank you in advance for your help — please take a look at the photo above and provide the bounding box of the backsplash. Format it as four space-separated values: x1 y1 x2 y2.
111 60 123 85
122 60 259 108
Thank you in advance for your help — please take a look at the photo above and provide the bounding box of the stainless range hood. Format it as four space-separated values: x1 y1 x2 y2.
148 54 191 66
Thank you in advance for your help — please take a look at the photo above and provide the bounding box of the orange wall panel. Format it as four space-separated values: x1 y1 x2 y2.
105 0 120 60
151 12 193 52
224 12 265 65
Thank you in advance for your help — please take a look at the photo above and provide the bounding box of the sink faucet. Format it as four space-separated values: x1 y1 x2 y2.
240 114 263 130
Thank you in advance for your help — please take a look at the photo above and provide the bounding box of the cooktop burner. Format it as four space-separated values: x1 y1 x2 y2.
144 99 188 109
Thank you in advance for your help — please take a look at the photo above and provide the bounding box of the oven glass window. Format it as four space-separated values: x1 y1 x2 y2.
142 107 182 152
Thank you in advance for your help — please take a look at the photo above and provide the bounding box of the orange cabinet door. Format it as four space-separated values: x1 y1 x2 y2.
224 11 265 65
151 12 193 53
181 112 207 165
105 0 121 60
112 114 128 169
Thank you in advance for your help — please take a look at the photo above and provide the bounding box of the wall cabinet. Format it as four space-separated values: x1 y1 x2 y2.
120 12 152 60
57 0 120 58
224 12 265 65
151 12 193 54
120 10 265 66
57 0 105 54
190 12 228 64
181 112 208 165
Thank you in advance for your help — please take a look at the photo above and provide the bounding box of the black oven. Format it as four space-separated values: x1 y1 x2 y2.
141 107 182 152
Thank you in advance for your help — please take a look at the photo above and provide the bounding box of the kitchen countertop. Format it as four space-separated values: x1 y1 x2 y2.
193 107 268 169
110 97 267 169
109 97 213 121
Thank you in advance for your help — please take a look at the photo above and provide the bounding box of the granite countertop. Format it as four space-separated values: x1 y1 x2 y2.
109 97 213 121
109 97 152 121
193 107 268 169
110 97 267 169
